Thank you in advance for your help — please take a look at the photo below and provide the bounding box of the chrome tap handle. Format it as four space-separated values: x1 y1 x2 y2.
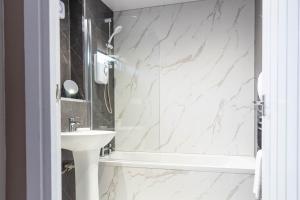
69 117 80 132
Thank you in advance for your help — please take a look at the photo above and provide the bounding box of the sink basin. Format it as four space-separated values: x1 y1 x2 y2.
61 129 115 200
61 130 115 151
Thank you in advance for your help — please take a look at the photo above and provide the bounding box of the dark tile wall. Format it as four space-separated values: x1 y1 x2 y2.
60 0 115 130
60 1 87 199
60 0 85 99
61 99 89 132
61 149 75 200
70 0 85 99
61 99 89 200
85 0 115 130
60 1 115 199
60 0 71 85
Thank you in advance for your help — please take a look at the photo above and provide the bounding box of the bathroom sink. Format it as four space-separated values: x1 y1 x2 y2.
61 130 115 151
61 129 115 200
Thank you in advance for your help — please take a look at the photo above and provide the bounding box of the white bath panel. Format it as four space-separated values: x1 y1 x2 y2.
98 166 255 200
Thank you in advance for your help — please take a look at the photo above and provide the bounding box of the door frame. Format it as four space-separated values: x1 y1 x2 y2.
24 0 61 200
23 0 300 200
262 0 300 199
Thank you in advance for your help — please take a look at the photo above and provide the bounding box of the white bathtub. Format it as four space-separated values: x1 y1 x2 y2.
99 151 255 174
99 152 256 200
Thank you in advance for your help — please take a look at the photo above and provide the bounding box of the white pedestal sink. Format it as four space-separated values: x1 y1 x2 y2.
61 130 115 200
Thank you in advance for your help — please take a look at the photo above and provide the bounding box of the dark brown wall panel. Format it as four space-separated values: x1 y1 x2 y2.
4 0 27 199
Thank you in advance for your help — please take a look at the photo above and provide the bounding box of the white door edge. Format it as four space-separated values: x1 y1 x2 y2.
24 0 61 200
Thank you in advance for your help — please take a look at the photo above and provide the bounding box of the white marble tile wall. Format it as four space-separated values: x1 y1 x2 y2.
114 8 161 152
99 166 255 200
114 0 255 156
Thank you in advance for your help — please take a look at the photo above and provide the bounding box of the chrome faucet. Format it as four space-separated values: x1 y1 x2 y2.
100 143 113 157
69 117 80 132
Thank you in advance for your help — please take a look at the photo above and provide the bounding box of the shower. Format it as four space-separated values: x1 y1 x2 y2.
106 26 122 50
102 18 122 114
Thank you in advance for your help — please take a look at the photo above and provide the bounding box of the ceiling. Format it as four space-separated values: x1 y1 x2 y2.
101 0 201 11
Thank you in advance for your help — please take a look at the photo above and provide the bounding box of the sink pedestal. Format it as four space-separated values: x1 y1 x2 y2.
61 130 115 200
73 150 100 200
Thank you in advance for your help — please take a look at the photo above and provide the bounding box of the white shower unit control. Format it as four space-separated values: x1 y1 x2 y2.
94 52 112 84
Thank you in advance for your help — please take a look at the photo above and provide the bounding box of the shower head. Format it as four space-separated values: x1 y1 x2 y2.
114 26 123 34
107 26 123 50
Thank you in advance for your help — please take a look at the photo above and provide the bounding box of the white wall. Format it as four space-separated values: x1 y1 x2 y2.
114 0 255 156
0 0 5 199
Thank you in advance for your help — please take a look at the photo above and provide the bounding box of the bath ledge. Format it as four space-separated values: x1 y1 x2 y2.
99 151 255 174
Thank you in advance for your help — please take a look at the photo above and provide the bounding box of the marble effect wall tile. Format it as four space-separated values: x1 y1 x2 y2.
85 0 115 130
61 100 89 132
159 1 254 155
99 166 255 200
114 0 254 156
114 8 161 151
